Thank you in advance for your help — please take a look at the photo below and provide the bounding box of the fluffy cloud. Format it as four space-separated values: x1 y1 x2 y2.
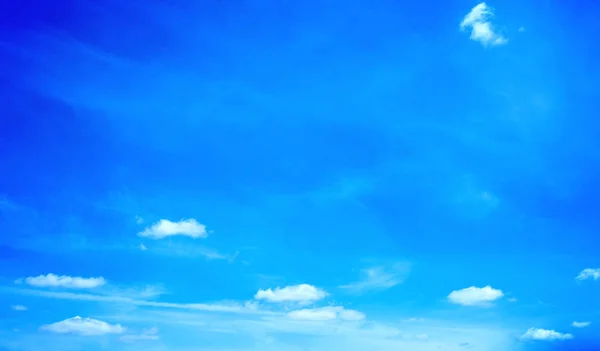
287 306 365 321
571 321 590 328
138 219 207 239
255 284 328 304
120 327 159 342
460 2 507 46
11 305 27 311
340 263 410 293
447 285 504 306
40 316 125 336
576 268 600 281
521 328 573 341
18 273 106 289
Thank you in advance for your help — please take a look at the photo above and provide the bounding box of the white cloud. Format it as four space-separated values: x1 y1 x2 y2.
287 306 365 321
340 263 410 293
507 297 518 302
11 305 27 311
138 218 207 239
255 284 328 304
140 243 148 251
521 328 573 341
572 321 590 328
40 316 125 336
18 273 106 289
460 2 507 46
576 268 600 281
448 285 504 306
120 327 159 342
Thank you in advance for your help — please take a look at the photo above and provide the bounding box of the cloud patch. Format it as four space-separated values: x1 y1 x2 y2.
40 316 125 336
448 285 504 306
120 327 159 342
572 321 590 328
460 2 507 46
521 328 573 341
138 219 208 239
576 268 600 281
287 306 365 321
11 305 27 311
255 284 328 304
17 273 106 289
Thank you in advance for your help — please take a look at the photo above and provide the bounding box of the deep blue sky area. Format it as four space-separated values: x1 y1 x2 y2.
1 1 600 350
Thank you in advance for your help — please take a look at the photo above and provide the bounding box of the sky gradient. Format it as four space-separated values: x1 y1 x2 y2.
1 0 600 350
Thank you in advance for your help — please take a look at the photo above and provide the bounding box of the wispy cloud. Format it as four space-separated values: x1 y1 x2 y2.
287 306 365 321
10 288 266 315
40 316 125 336
138 218 208 239
448 286 504 307
521 328 573 341
120 327 159 342
16 273 106 289
460 2 507 46
340 263 410 293
576 268 600 281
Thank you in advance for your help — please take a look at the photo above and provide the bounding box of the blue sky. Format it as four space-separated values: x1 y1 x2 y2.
1 0 600 350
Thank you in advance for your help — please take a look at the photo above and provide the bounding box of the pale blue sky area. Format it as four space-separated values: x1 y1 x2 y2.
1 1 600 350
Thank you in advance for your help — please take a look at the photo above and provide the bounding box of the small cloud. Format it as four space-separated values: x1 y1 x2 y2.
460 2 507 46
448 285 504 307
18 273 106 289
255 284 328 304
572 321 590 328
287 306 365 321
40 316 125 336
135 216 144 224
228 250 240 264
416 334 429 340
405 317 425 322
518 26 526 32
140 243 148 251
576 268 600 281
340 263 410 294
138 219 208 240
120 327 159 342
11 305 27 311
508 297 518 302
521 328 573 341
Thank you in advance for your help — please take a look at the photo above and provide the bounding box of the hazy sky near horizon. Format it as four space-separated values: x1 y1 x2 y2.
1 0 600 350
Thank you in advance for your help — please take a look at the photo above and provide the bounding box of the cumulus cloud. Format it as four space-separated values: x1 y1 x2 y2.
255 284 328 304
521 328 573 341
448 285 504 306
572 321 590 328
18 273 106 289
138 219 207 239
287 306 365 321
40 316 125 336
576 268 600 281
340 263 410 293
11 305 27 311
120 327 159 342
460 2 507 46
